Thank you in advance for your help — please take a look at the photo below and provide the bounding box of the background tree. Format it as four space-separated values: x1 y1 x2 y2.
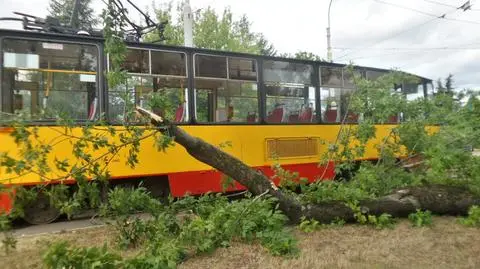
145 2 276 54
256 34 277 56
48 0 100 30
278 51 325 61
436 73 455 96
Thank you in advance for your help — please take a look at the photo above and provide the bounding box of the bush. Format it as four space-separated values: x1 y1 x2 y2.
350 201 396 229
459 205 480 227
408 209 433 227
43 241 122 269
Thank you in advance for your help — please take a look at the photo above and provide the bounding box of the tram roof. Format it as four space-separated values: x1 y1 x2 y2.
0 28 432 83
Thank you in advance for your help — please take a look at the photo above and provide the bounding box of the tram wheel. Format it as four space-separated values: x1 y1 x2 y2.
23 192 60 225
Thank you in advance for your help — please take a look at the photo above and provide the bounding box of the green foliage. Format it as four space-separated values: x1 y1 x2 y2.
1 232 17 254
154 132 175 152
408 209 433 227
43 241 122 269
0 214 16 254
42 191 298 268
176 193 298 256
122 239 185 269
114 217 149 249
100 186 162 217
350 163 421 197
299 161 421 206
349 201 396 229
279 51 325 61
102 2 128 89
256 229 299 257
146 91 175 120
459 206 480 227
369 213 396 229
272 163 308 192
299 180 371 204
220 174 236 192
298 216 320 233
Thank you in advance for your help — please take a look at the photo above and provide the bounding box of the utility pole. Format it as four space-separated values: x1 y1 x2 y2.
326 0 333 62
183 0 194 47
70 0 81 29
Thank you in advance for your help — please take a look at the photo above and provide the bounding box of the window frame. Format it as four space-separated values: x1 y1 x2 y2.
108 47 188 78
150 49 188 78
193 53 228 80
260 60 317 125
106 47 189 125
192 52 261 125
0 35 102 124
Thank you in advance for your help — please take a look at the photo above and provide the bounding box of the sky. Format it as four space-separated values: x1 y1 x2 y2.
1 0 479 89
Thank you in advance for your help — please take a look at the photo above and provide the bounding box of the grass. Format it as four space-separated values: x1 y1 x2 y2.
1 217 480 269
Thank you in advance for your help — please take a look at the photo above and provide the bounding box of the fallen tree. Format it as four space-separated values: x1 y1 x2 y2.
136 107 480 224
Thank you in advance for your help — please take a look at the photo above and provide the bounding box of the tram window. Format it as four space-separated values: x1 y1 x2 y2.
1 39 98 120
321 87 356 123
151 50 186 76
343 68 362 89
120 49 149 74
403 83 424 101
108 75 188 123
228 57 257 81
194 55 227 78
265 84 316 123
194 79 258 123
263 61 312 85
2 39 97 72
366 70 385 81
320 67 342 87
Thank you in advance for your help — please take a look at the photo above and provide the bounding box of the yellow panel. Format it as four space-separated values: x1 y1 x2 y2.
0 124 414 185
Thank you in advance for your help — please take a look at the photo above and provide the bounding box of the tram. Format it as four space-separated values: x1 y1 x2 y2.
0 28 434 224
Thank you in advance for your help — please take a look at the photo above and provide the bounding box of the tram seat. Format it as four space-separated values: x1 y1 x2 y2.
388 115 398 123
324 109 338 122
246 112 256 123
345 112 359 123
288 112 300 123
267 107 284 123
88 98 97 120
175 103 185 122
299 107 313 122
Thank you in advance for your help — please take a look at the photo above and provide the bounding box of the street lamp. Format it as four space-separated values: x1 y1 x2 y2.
326 0 333 62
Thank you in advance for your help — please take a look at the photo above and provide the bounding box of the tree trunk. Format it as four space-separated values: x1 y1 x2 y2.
136 107 480 224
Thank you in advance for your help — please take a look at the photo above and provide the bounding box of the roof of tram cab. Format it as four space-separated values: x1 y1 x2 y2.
0 28 432 83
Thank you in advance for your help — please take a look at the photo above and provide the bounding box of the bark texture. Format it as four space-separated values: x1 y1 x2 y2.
137 107 480 224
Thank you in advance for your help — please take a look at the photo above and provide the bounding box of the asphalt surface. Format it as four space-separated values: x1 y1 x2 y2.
13 217 105 237
12 212 152 237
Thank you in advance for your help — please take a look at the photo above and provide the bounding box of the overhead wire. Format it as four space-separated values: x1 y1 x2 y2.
334 17 439 61
423 0 458 8
374 0 443 17
422 0 480 11
373 0 480 24
333 42 480 51
334 1 475 61
345 50 429 61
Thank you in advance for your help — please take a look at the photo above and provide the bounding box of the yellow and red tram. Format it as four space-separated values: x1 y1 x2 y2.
0 28 434 223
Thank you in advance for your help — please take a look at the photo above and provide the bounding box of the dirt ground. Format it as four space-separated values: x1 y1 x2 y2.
1 216 479 269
